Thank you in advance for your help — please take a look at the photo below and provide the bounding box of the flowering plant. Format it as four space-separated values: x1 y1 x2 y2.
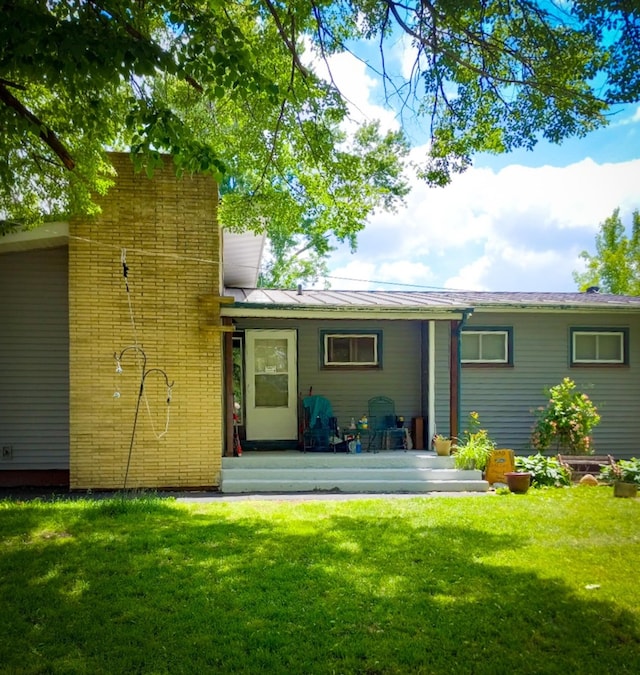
530 378 600 455
453 411 496 471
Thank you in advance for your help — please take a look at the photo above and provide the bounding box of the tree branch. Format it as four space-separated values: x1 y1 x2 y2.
261 0 310 78
85 0 204 93
0 84 75 171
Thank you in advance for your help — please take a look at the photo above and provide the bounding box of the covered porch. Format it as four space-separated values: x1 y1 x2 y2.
219 289 475 461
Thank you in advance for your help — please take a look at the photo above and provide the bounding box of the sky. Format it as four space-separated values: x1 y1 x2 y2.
314 42 640 293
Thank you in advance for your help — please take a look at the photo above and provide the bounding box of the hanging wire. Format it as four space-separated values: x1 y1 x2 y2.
119 247 172 440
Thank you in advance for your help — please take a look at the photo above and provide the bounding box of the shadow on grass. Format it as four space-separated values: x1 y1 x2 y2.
0 498 638 674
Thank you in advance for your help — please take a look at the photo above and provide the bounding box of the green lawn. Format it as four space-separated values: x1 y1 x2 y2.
1 488 639 674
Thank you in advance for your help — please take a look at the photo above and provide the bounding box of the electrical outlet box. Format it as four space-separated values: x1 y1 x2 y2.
2 445 13 460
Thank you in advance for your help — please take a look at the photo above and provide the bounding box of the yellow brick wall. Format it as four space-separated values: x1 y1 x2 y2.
69 153 224 489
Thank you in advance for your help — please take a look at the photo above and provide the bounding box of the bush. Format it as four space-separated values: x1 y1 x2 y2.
530 378 600 455
515 454 571 488
599 458 640 485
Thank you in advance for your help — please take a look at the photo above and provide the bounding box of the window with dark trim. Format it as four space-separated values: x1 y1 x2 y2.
461 328 512 365
571 328 628 365
321 331 381 368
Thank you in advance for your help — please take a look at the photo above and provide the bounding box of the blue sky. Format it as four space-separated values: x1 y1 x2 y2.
314 46 640 293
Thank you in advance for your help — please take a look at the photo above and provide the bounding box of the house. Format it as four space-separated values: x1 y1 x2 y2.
1 155 639 490
226 288 640 464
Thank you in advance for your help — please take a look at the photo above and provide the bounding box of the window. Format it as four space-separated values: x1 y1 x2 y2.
571 328 628 365
322 331 381 368
461 328 512 365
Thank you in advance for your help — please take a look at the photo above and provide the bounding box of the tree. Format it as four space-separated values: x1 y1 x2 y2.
1 0 639 254
574 208 640 295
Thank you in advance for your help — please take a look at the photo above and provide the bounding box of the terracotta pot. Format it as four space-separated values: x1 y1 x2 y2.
434 438 452 456
505 471 532 494
613 481 638 498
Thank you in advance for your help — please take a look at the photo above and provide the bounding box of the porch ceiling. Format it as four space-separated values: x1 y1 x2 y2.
0 222 68 253
222 230 265 288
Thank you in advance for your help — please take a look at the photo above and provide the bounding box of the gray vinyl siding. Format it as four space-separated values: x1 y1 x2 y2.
0 247 69 469
235 318 424 432
461 311 640 458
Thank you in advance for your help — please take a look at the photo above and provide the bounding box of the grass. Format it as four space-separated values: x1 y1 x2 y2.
1 488 639 674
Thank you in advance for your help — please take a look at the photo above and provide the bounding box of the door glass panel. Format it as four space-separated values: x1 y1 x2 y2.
255 374 289 407
255 339 288 373
254 338 289 407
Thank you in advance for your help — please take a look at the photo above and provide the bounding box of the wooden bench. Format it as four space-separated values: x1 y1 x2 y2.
557 454 616 482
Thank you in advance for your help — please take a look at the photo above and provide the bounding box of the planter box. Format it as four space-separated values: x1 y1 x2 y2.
613 481 638 498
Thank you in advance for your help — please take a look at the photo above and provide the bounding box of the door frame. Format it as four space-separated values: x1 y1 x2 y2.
244 329 298 443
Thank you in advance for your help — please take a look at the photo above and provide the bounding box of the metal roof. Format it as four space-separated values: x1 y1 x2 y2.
224 287 640 314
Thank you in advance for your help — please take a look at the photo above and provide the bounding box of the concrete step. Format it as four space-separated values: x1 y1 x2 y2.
220 452 489 494
222 451 455 470
220 477 489 494
222 467 475 481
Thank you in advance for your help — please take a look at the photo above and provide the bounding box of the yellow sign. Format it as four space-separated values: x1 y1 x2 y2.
485 449 515 485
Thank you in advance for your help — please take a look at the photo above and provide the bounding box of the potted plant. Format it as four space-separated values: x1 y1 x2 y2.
432 434 452 456
599 458 640 498
452 412 495 472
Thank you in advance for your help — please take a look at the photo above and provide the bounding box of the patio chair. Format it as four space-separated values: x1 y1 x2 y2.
367 395 407 452
302 394 338 452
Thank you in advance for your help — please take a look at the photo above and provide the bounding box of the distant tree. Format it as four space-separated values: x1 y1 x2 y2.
258 232 332 290
574 209 640 295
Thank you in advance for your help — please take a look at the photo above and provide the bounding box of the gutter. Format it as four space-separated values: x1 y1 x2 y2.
221 305 468 321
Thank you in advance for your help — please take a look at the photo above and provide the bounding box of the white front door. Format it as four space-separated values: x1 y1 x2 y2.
245 329 297 441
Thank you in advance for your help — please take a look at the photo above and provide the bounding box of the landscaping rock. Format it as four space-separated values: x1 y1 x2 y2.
579 474 599 486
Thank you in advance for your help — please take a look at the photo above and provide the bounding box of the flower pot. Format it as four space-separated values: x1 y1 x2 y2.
613 481 638 498
434 438 452 456
505 471 532 494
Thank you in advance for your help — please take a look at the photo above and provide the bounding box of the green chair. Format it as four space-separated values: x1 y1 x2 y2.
367 396 407 452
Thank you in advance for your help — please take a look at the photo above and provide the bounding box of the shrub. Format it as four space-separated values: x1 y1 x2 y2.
599 458 640 485
515 454 571 488
530 378 600 455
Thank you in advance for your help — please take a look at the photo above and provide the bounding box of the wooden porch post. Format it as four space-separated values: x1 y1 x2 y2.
449 320 460 440
223 317 234 457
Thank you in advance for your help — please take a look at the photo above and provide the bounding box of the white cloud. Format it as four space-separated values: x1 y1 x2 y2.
302 41 640 293
328 157 640 291
309 48 399 134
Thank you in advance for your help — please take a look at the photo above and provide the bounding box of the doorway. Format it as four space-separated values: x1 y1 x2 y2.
244 329 298 441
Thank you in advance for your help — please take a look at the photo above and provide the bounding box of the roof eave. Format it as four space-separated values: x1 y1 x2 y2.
221 305 469 320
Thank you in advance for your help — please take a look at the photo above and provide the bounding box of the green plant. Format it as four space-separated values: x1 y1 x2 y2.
530 378 601 455
599 458 640 485
453 411 496 471
515 454 571 488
